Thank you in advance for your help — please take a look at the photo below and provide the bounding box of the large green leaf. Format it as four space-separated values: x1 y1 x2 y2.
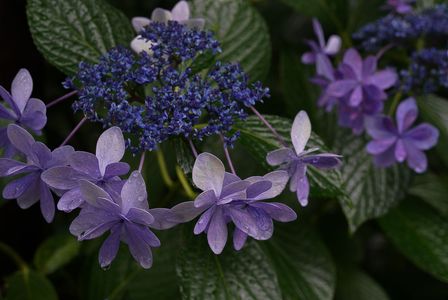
4 270 58 300
409 173 448 218
380 199 448 283
418 94 448 166
335 131 412 233
34 233 80 275
176 236 281 300
335 266 389 300
191 0 271 82
235 115 345 198
27 0 134 75
263 223 336 300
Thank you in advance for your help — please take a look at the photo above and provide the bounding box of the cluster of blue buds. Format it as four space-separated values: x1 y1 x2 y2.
67 21 269 152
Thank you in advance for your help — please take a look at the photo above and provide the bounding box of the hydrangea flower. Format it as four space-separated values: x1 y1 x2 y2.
42 127 129 212
302 19 341 78
131 0 205 53
171 153 296 254
0 69 47 157
69 171 163 269
385 0 414 14
267 111 342 206
0 124 74 222
366 98 439 173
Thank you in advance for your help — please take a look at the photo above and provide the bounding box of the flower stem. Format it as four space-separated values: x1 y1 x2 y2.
188 139 198 158
61 117 87 146
250 106 288 147
175 165 196 199
0 242 28 272
138 151 146 173
156 150 174 188
220 135 236 175
46 90 77 108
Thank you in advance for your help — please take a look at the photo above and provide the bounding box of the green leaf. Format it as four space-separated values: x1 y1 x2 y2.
27 0 134 75
234 115 345 198
173 138 195 175
191 0 271 82
4 270 58 300
335 266 389 300
177 236 281 300
335 131 412 233
34 233 80 275
409 173 448 218
263 223 336 300
418 94 448 166
380 199 448 283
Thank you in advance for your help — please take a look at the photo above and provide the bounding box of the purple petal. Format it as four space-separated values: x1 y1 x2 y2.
246 181 272 200
349 85 363 106
57 188 84 212
171 201 208 222
148 208 182 230
39 183 55 223
250 202 297 222
405 123 439 150
132 17 151 32
247 206 274 240
364 84 387 102
367 70 397 89
396 98 418 133
20 98 47 131
0 85 19 117
266 148 295 166
0 159 35 176
405 144 427 173
207 207 228 254
151 8 172 22
32 142 52 168
0 103 15 120
182 18 205 30
126 208 155 226
291 111 311 155
394 139 407 162
326 80 358 98
120 171 148 213
301 52 316 64
7 124 35 158
69 207 117 237
16 176 40 208
324 35 341 55
220 180 251 200
223 172 241 186
11 69 33 114
49 146 74 167
294 165 309 206
194 190 218 208
3 172 39 199
233 228 248 251
194 206 215 234
316 54 334 79
372 146 396 167
41 166 91 190
362 56 378 78
104 162 130 179
96 127 125 177
366 138 396 155
78 219 117 241
192 153 225 196
365 116 397 139
312 18 325 48
99 224 121 268
302 154 342 169
79 180 113 207
124 222 154 269
69 151 100 179
171 0 189 21
343 49 363 79
246 170 289 200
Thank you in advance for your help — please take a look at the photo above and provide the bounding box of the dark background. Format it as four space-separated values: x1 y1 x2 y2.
0 0 447 299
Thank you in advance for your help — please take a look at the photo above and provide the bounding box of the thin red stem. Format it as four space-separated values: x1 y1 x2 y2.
220 135 236 175
188 139 198 158
138 151 146 173
250 106 288 147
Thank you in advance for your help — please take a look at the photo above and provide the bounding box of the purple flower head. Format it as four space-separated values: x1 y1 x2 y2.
384 0 414 14
267 111 342 206
131 0 205 53
169 153 296 254
326 49 397 108
0 124 74 222
366 98 439 173
42 127 130 212
311 70 340 112
0 69 47 157
302 19 341 78
70 171 162 269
